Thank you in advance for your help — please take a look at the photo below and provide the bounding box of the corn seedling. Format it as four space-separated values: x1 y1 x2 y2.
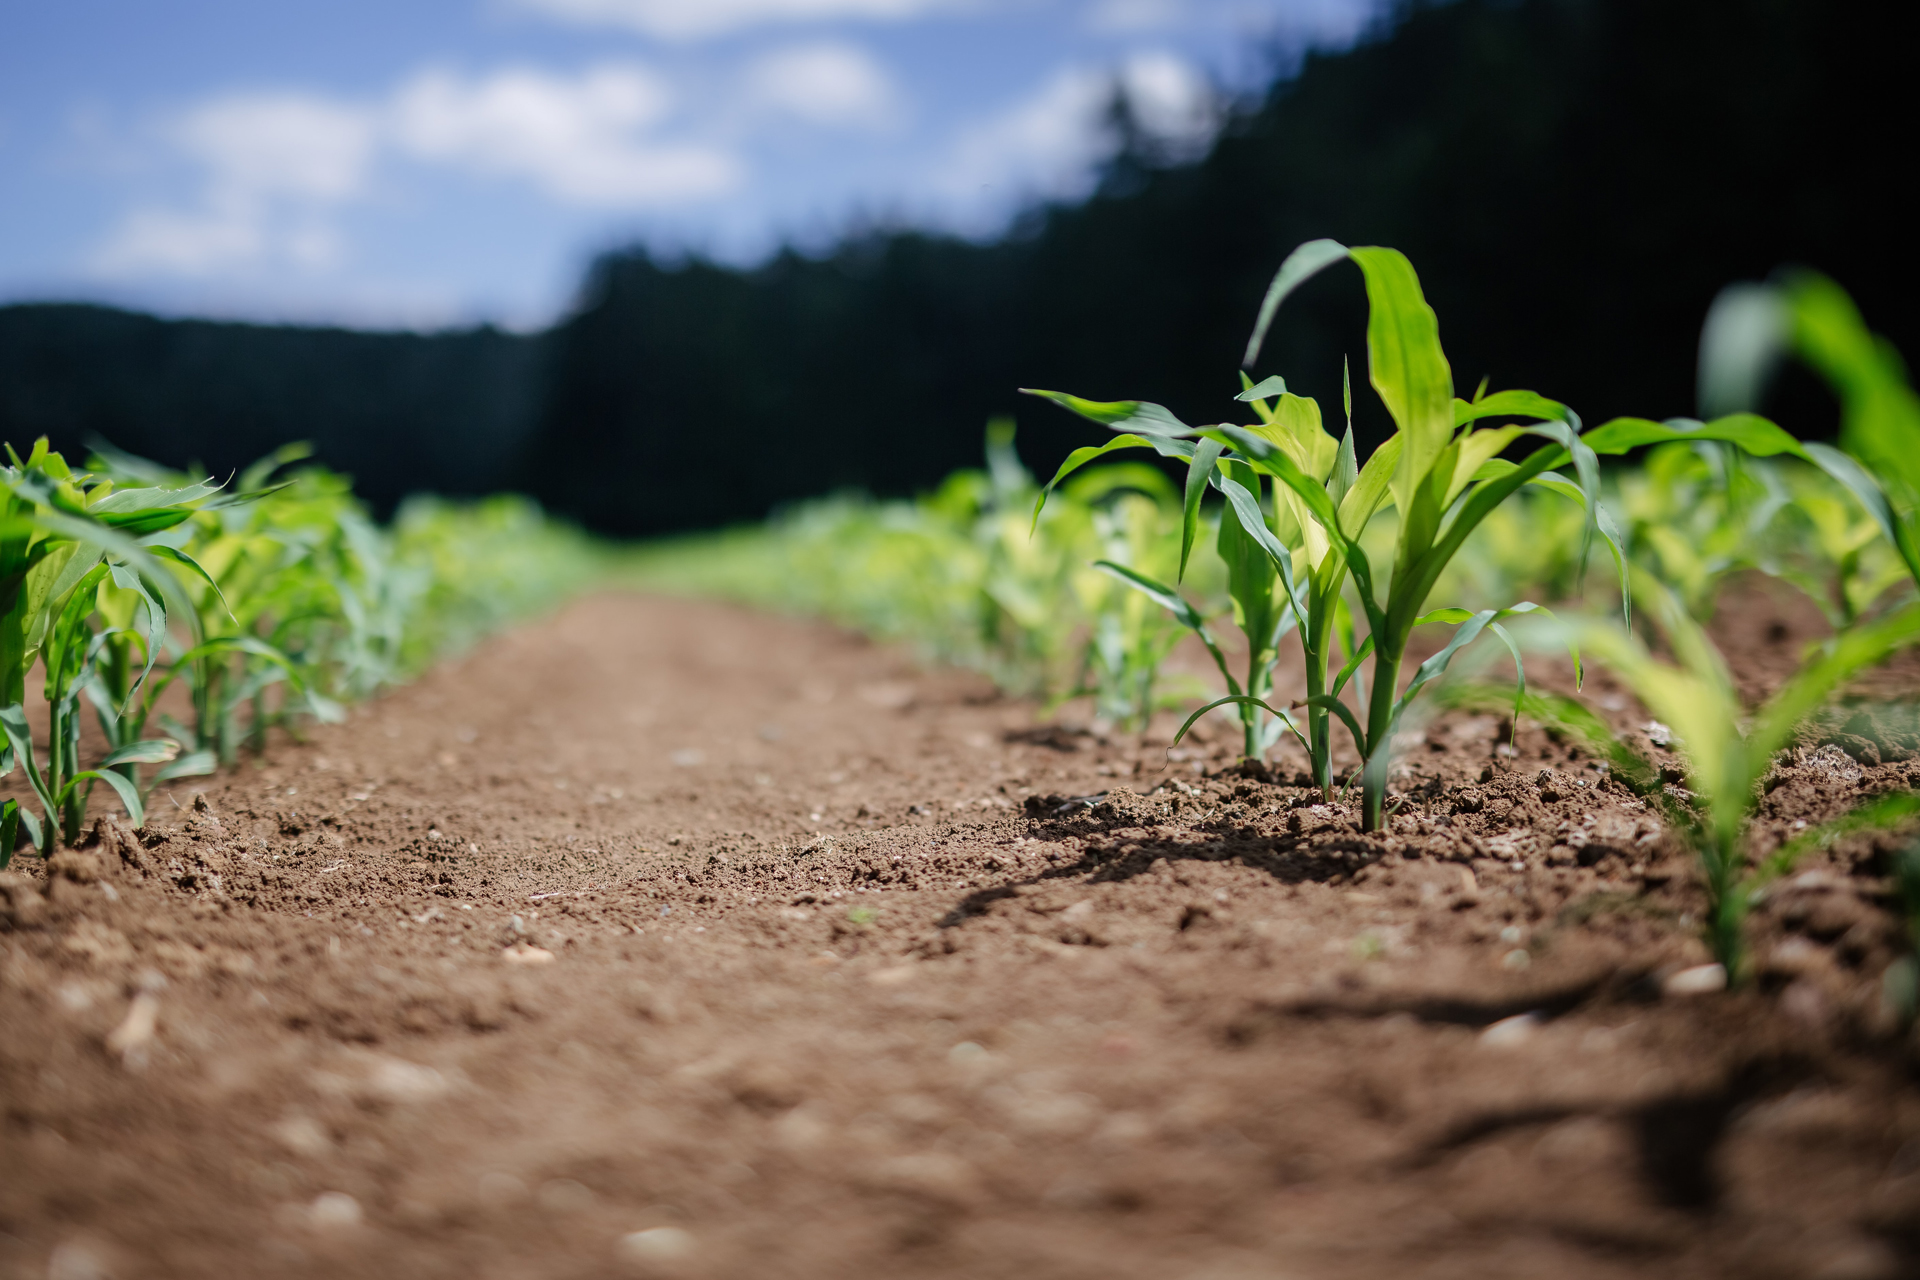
1518 576 1920 976
1064 463 1188 730
1031 242 1619 825
0 440 226 859
1699 272 1920 598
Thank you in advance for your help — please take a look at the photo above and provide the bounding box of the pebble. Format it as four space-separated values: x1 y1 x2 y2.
307 1192 363 1230
1663 963 1727 997
104 993 159 1063
503 943 556 965
1479 1012 1541 1047
46 1241 110 1280
620 1227 695 1265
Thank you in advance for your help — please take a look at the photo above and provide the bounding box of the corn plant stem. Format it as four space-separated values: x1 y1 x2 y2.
1240 644 1265 759
1706 833 1743 972
251 687 268 755
1302 579 1340 800
1360 647 1405 832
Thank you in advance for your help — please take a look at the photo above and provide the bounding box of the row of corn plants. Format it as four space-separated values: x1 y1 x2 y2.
1024 242 1920 980
1 442 602 865
642 241 1920 984
628 417 1225 731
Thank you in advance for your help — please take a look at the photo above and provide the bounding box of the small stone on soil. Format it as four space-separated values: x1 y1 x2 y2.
1663 963 1728 997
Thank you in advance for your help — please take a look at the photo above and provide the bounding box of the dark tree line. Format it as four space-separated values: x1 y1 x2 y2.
3 0 1912 533
0 304 544 514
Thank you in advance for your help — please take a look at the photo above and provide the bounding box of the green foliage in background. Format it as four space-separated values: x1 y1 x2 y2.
630 419 1219 731
0 439 600 865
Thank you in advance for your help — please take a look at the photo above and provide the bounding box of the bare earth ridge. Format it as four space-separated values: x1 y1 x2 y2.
3 592 1918 1280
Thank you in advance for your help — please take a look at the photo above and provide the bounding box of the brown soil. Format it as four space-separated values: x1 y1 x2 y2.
3 590 1919 1280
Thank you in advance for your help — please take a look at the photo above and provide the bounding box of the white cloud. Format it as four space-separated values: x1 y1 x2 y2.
173 92 376 204
512 0 945 40
93 92 374 276
742 42 902 127
391 64 739 206
92 61 750 280
934 50 1215 223
1116 50 1215 150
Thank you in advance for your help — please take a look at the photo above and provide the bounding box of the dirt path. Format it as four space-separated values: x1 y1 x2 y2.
3 593 1917 1280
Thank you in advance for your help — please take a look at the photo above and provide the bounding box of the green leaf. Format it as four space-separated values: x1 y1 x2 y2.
1243 238 1350 368
101 739 182 767
1179 438 1225 581
1580 414 1810 460
0 704 57 822
15 806 41 856
1172 694 1305 752
1801 441 1920 585
1217 473 1302 590
1349 246 1454 517
1298 693 1368 753
1784 271 1920 497
68 769 145 828
154 749 217 782
1093 561 1208 633
1697 282 1790 418
1236 375 1287 402
147 545 234 619
1751 602 1920 766
1754 791 1920 888
1031 433 1160 531
1452 390 1577 429
1019 389 1190 435
1328 427 1358 509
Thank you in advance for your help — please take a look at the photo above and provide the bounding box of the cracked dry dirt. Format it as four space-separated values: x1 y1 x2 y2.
3 592 1920 1280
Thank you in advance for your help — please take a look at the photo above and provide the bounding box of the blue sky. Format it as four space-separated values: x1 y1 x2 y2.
0 0 1377 329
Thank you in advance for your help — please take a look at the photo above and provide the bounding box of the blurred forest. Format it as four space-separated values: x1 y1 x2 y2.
2 0 1912 534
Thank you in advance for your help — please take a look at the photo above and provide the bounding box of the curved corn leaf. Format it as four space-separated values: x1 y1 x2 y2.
0 704 58 826
1754 790 1920 889
1030 433 1161 531
1172 694 1310 754
61 768 144 828
1018 389 1191 436
1243 238 1349 368
1092 561 1207 633
1180 437 1226 580
1349 247 1454 518
1801 441 1920 585
1236 375 1287 402
1452 390 1578 429
1580 414 1809 459
155 749 217 782
1750 601 1920 765
101 739 182 767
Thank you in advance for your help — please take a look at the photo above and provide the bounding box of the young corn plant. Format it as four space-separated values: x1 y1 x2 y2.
1529 576 1920 976
89 443 349 762
0 440 212 860
1699 270 1920 600
1032 241 1612 824
1062 463 1189 731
